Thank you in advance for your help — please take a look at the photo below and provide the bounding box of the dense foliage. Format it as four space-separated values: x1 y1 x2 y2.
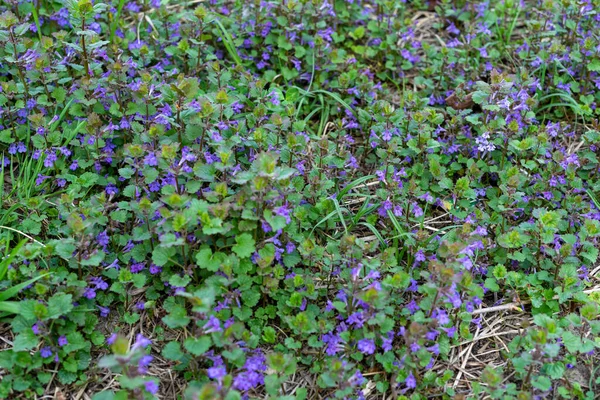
1 0 600 398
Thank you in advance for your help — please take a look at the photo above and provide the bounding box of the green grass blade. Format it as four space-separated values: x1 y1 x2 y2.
310 210 338 237
213 18 242 67
587 189 600 210
0 273 50 302
353 203 378 225
387 209 406 236
0 239 27 281
303 106 323 124
295 50 317 119
358 222 386 248
51 98 75 132
62 120 86 147
110 0 127 44
312 90 355 116
30 3 43 42
336 175 376 201
0 301 20 314
331 198 348 235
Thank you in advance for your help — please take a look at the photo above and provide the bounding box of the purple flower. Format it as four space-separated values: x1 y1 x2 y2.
133 334 152 350
285 242 296 254
40 347 53 358
382 331 394 352
149 264 162 274
409 342 421 353
208 365 227 381
144 381 159 395
130 262 145 273
414 250 426 262
97 231 109 247
357 338 375 355
105 184 118 196
245 354 266 372
138 355 153 373
274 204 292 224
425 330 438 341
83 287 96 299
35 174 49 186
405 372 417 389
261 220 272 233
233 371 264 391
44 151 57 168
412 203 424 218
144 152 158 166
443 326 457 338
427 343 440 355
32 323 41 335
204 316 222 333
98 306 110 317
107 333 118 345
58 336 68 347
322 332 344 356
91 277 108 290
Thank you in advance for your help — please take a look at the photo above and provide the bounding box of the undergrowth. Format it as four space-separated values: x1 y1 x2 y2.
1 0 600 399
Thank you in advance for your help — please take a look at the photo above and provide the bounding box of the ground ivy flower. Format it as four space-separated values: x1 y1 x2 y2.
40 347 53 358
145 381 159 395
107 334 118 345
98 306 110 317
357 338 375 355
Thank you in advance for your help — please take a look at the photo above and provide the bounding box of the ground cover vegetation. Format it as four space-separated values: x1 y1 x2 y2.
1 0 600 398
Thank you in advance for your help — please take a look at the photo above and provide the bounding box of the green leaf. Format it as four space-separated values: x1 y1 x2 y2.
162 305 190 328
350 26 365 40
531 376 551 391
63 357 78 372
152 247 170 266
195 248 225 272
183 336 211 356
588 58 600 72
55 242 76 260
262 326 276 343
232 233 256 259
92 391 117 400
162 342 184 361
277 35 293 50
123 312 140 324
47 293 73 319
51 87 67 103
242 289 261 307
581 245 598 264
545 362 565 379
63 332 88 354
80 250 105 266
169 275 191 288
498 230 531 249
471 91 488 105
12 330 38 352
484 278 500 292
562 331 582 353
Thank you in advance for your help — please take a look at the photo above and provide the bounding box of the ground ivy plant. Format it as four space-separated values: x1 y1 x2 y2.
1 0 600 399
